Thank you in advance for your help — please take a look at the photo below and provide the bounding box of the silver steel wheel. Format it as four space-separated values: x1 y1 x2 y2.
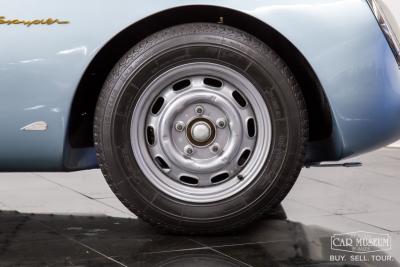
130 62 272 203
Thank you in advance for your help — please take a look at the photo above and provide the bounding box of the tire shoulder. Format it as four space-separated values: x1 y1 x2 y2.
94 23 309 234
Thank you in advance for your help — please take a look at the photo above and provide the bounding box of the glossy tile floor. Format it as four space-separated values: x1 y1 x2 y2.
0 148 399 266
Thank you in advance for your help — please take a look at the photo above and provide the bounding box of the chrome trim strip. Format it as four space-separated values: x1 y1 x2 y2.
21 121 48 131
367 0 400 66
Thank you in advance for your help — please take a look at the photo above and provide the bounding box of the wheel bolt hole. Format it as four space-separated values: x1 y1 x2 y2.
184 145 194 155
216 118 227 128
195 105 204 115
175 121 185 132
210 144 220 153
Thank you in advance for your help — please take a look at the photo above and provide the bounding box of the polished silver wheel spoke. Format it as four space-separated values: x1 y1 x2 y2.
131 62 272 203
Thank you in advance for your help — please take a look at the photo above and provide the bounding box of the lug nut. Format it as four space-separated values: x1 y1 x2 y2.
210 144 220 153
195 105 204 115
184 145 194 155
175 121 185 132
216 118 227 128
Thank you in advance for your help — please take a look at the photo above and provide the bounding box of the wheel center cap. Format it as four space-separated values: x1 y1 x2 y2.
191 122 211 142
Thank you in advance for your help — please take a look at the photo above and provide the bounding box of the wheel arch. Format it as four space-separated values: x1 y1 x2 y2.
67 5 333 154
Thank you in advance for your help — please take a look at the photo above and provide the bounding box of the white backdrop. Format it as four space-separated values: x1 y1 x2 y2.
382 0 400 22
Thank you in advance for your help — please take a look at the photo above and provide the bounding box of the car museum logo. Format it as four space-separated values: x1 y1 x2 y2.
331 231 391 253
0 16 69 27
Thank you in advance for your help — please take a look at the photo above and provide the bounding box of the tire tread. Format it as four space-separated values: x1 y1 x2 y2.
94 23 309 234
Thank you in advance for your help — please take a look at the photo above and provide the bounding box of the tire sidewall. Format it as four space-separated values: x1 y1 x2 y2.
96 23 305 232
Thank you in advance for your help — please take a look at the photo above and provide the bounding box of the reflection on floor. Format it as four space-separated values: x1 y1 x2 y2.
0 148 399 266
0 207 397 266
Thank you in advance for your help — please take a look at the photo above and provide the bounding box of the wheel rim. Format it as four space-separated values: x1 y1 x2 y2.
130 62 272 203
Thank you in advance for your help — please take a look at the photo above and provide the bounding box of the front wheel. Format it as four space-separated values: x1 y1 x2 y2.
94 23 308 234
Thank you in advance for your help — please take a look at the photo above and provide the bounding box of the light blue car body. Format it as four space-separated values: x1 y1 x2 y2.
0 0 399 171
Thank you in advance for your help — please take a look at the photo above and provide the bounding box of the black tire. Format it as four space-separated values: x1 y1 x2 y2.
94 23 308 234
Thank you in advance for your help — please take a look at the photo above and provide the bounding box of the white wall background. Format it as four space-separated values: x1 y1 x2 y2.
382 0 400 21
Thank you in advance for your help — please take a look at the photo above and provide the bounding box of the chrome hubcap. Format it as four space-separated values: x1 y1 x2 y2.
186 117 216 147
192 122 211 142
191 122 211 143
130 62 272 203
